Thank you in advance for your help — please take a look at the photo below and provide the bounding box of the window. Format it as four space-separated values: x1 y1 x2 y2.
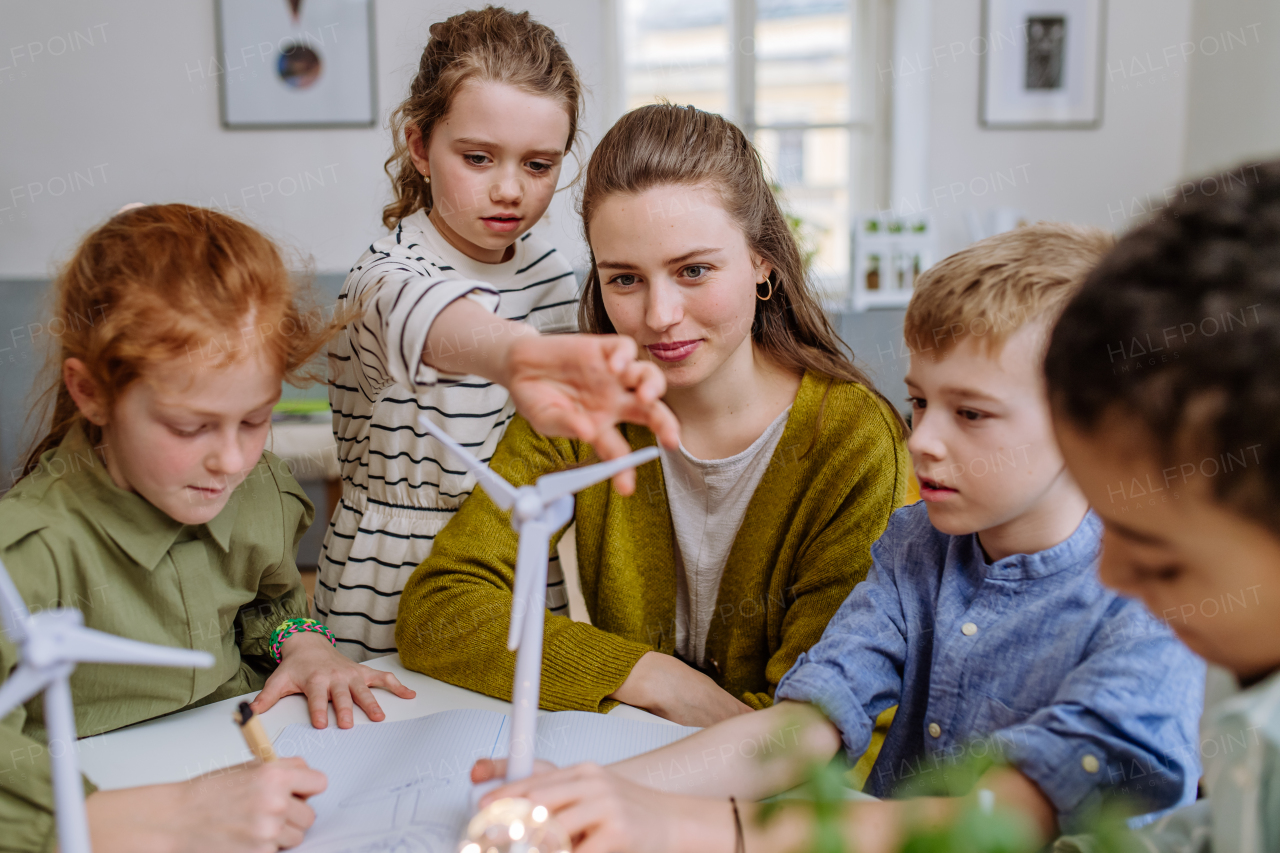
617 0 883 304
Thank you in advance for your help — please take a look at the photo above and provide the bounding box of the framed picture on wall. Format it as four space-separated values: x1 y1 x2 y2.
216 0 376 129
980 0 1105 129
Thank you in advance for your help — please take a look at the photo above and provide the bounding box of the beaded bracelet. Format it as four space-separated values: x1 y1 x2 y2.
269 617 337 662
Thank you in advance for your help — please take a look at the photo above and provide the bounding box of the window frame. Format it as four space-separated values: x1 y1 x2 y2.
606 0 893 305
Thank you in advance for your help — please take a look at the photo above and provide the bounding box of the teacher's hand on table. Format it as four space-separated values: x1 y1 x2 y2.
85 757 326 852
250 632 417 728
608 651 753 728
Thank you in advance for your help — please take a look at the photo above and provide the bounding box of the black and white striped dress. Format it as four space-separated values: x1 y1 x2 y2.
314 209 578 661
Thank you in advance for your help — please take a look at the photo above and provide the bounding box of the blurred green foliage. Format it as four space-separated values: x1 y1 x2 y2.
771 182 822 274
756 731 1150 853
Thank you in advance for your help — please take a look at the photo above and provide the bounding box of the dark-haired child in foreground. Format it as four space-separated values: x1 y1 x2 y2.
473 223 1205 853
1048 162 1280 852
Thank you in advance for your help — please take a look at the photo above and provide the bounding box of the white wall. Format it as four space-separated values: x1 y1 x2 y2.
1183 0 1280 176
914 0 1194 256
0 0 605 277
9 0 1271 277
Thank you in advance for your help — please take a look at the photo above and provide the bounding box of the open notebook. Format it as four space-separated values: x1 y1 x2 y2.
275 709 699 853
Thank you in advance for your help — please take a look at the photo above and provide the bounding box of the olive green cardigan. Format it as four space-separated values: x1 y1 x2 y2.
396 371 907 712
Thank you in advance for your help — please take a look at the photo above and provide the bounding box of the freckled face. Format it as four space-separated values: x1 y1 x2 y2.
99 346 281 525
905 323 1070 536
588 184 770 390
1057 417 1280 680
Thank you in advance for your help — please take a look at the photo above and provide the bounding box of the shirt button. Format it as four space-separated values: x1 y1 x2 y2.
1081 754 1100 773
928 722 942 738
961 622 978 636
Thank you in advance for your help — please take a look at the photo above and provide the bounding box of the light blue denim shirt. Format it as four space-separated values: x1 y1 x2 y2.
1057 667 1280 852
776 503 1204 830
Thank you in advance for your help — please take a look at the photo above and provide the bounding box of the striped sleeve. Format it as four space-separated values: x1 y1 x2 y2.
519 251 578 334
346 254 501 394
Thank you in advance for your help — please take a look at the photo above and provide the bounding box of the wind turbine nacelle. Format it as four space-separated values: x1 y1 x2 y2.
513 490 545 525
24 610 85 668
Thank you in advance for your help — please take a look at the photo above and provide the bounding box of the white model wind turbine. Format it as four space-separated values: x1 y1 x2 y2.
418 414 658 782
0 558 214 853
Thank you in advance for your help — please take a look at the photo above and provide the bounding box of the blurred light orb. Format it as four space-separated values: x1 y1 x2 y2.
457 797 569 853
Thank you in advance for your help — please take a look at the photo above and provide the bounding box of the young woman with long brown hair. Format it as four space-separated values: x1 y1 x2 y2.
395 103 908 726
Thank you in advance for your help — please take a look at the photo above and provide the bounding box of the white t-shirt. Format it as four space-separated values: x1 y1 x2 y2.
660 405 793 667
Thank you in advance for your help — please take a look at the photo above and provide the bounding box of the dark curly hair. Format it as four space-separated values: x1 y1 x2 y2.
1045 159 1278 530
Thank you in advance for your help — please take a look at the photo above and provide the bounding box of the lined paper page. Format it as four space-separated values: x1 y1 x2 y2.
534 711 700 767
276 709 699 852
277 708 507 852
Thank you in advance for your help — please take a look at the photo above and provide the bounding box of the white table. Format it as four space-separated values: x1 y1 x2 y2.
79 654 668 791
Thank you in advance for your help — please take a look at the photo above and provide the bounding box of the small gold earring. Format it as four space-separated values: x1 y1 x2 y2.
756 275 774 301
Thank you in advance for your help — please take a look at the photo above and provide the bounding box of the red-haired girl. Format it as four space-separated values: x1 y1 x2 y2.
0 204 412 852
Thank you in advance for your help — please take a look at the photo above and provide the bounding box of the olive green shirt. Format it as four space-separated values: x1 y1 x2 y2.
0 424 313 853
397 372 908 714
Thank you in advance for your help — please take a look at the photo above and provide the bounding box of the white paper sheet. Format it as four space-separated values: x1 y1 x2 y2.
275 709 699 852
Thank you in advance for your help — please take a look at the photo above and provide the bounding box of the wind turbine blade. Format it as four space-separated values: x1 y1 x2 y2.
508 520 551 652
417 414 518 510
0 557 31 644
0 664 50 718
535 447 660 505
59 626 215 669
